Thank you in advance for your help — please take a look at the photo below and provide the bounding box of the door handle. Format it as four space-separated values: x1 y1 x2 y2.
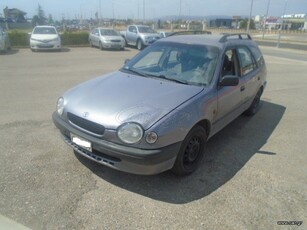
240 86 245 92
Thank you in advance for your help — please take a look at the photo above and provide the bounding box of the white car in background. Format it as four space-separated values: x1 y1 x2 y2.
89 28 125 50
30 26 61 51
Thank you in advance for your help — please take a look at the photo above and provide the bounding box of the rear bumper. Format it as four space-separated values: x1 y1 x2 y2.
52 112 181 175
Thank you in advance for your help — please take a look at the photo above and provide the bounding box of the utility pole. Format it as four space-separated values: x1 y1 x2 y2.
277 0 288 48
99 0 102 26
262 0 271 39
179 0 182 17
143 0 145 23
247 0 254 34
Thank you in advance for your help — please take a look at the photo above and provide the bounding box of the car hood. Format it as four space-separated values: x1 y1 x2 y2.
101 35 124 41
31 34 58 41
64 71 203 130
142 33 160 38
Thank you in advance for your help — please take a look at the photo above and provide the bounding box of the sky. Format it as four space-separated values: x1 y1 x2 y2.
1 0 307 20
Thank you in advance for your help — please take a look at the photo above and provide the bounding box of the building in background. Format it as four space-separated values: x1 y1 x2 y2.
3 7 27 22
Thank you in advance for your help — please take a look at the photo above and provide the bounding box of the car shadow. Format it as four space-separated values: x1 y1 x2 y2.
61 47 71 52
75 100 285 204
0 49 19 55
31 48 70 53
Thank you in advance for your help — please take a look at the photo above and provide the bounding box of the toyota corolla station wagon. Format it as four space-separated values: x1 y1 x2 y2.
53 33 267 176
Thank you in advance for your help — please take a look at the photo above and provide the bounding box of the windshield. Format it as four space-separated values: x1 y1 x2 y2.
100 29 119 36
138 26 157 33
122 41 219 86
33 27 57 34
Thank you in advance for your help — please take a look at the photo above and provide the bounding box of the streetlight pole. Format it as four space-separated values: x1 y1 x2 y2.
277 0 288 48
143 0 145 23
247 0 254 34
262 0 271 39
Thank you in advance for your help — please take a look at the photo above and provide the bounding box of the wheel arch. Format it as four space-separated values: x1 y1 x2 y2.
194 119 211 140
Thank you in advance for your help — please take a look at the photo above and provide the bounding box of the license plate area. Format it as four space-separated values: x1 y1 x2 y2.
70 133 92 152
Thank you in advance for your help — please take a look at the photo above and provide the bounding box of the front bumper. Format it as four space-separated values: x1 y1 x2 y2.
30 40 61 50
101 41 125 49
52 112 181 175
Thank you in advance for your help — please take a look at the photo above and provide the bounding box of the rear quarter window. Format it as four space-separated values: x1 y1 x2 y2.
237 47 257 76
250 46 265 67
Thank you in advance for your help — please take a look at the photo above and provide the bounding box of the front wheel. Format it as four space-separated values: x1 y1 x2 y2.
172 126 207 176
99 42 104 50
136 39 143 50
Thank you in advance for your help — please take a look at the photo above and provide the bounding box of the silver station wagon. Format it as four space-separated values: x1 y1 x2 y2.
53 33 267 176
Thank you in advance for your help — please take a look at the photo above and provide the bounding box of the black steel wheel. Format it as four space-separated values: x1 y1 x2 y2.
172 126 207 176
245 88 263 116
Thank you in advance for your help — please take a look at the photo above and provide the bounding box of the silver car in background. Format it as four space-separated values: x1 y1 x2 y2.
30 26 61 51
0 26 11 53
89 28 125 50
53 33 267 176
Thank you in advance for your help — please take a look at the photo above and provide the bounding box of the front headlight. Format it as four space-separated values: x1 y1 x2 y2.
57 97 64 115
117 123 143 144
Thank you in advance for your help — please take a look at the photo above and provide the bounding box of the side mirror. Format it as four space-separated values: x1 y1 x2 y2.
124 59 130 64
219 75 239 87
132 29 137 33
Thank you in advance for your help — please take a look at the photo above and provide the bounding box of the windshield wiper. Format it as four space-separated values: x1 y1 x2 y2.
121 68 150 78
155 74 188 85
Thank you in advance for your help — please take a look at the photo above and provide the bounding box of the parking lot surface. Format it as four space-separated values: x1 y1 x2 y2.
0 46 306 229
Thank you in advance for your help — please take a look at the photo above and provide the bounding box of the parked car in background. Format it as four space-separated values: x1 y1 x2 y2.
89 28 125 50
53 33 267 176
0 26 11 53
120 25 161 50
29 26 61 52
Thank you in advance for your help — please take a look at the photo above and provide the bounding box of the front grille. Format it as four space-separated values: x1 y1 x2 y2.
110 39 121 42
67 112 105 136
37 45 54 48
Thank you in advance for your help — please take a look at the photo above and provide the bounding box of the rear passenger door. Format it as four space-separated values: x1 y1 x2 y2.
236 46 260 106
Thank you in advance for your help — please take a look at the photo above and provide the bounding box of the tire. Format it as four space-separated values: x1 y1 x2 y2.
172 126 207 176
99 42 103 50
89 39 94 47
136 39 143 50
244 88 263 116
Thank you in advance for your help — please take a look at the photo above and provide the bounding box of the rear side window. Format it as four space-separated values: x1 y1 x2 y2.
237 47 256 76
250 46 265 67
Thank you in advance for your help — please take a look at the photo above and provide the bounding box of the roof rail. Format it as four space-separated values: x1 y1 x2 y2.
169 30 212 36
219 33 252 43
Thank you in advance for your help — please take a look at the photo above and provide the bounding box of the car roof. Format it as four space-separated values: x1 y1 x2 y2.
158 33 256 49
97 27 116 30
34 25 56 28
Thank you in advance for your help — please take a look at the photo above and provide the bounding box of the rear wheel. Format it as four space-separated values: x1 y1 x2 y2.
244 88 263 116
172 126 207 176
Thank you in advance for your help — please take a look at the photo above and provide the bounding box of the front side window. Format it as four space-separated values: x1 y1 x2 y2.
122 42 220 86
128 26 136 32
